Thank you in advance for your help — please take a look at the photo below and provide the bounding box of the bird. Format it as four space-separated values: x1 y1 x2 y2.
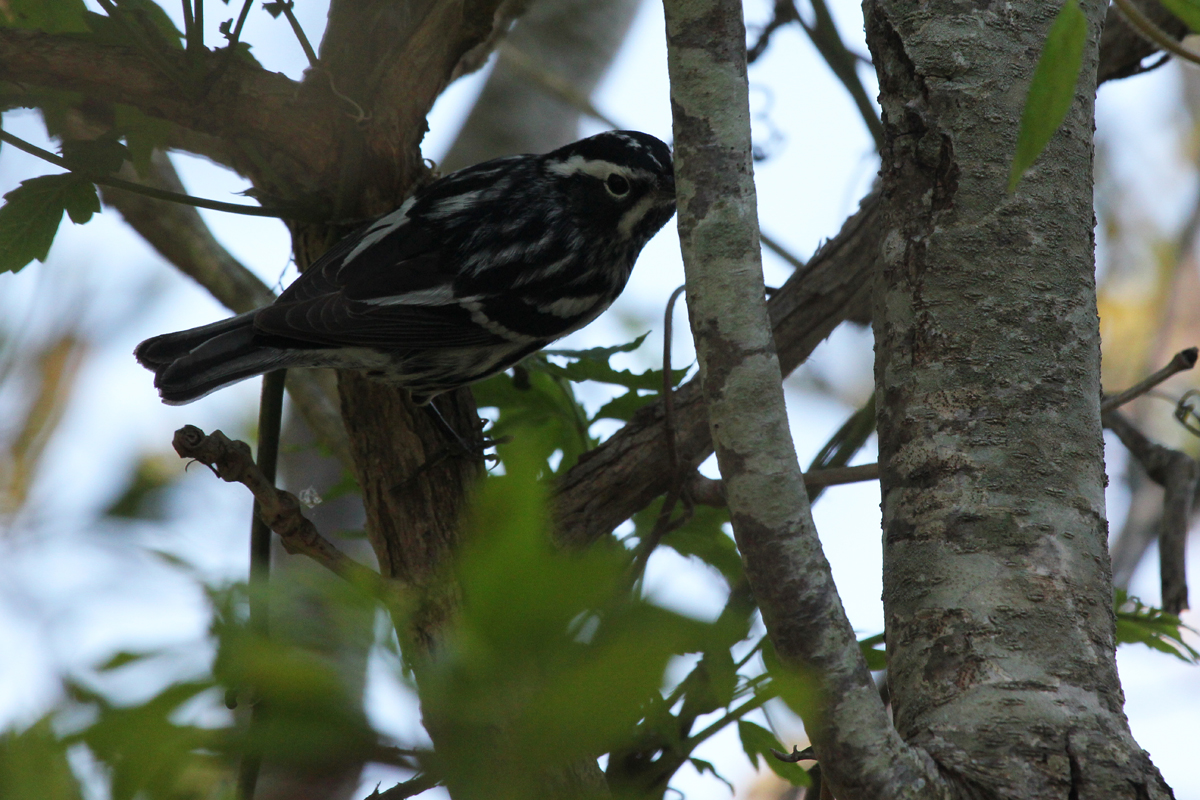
135 131 676 413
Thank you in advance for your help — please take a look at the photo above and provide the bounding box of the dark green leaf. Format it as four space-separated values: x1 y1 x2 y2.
0 0 89 33
593 389 657 422
532 355 688 393
655 503 743 583
0 174 97 274
1008 0 1087 191
859 632 887 670
689 757 734 793
61 136 131 176
737 720 810 786
1159 0 1200 32
0 718 83 800
96 650 157 671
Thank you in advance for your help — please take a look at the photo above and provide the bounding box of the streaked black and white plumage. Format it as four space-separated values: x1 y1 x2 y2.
135 131 676 406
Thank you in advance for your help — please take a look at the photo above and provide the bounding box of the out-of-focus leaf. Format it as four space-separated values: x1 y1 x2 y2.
1114 590 1199 664
689 757 734 793
66 679 219 800
104 454 180 519
651 502 743 583
1159 0 1200 32
0 0 88 32
761 639 820 723
473 367 592 471
112 105 175 176
96 650 158 671
418 430 720 800
807 395 875 502
0 175 98 273
859 632 887 671
61 136 131 176
737 720 809 786
1008 0 1086 191
0 717 83 800
82 1 183 49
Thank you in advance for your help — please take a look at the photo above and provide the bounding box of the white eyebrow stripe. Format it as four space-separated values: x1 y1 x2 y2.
547 156 635 182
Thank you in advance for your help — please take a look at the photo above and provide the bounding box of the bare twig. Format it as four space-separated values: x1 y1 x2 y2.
1101 347 1198 412
498 43 623 130
687 463 880 507
370 773 440 800
1111 0 1200 68
747 0 800 63
629 286 691 580
0 128 315 220
172 425 382 587
1102 410 1195 614
760 230 806 270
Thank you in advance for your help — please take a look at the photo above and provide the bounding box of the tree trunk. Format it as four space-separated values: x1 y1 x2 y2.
865 0 1173 795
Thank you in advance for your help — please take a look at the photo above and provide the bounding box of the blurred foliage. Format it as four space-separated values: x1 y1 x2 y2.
104 453 183 519
1114 589 1200 663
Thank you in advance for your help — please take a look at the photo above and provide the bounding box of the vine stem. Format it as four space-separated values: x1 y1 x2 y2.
236 369 287 800
0 128 316 221
1111 0 1200 66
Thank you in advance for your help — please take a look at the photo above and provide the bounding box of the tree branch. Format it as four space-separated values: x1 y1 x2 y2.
1102 410 1195 614
550 17 1172 550
0 28 339 187
172 424 382 587
663 2 939 798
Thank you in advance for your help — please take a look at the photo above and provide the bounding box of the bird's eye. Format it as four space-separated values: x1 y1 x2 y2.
605 173 631 197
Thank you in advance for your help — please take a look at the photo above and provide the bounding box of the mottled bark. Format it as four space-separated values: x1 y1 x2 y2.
663 1 941 798
866 0 1173 793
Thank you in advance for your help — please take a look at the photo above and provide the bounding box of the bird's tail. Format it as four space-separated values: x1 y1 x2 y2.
135 312 294 404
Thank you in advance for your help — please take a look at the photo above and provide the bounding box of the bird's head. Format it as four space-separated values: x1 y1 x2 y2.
543 130 676 247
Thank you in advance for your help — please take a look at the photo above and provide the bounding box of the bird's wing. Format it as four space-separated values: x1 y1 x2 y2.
256 211 511 350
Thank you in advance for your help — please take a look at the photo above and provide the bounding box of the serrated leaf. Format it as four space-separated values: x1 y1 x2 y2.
61 136 131 175
737 720 810 786
61 179 100 224
0 0 89 33
593 389 657 422
689 757 734 793
1160 0 1200 32
532 355 687 393
0 174 97 273
1008 0 1087 192
1113 590 1199 664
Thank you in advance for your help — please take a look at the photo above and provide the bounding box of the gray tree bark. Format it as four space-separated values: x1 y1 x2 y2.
865 0 1173 794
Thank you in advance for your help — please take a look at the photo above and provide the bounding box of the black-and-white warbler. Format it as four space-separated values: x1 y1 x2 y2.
135 131 676 406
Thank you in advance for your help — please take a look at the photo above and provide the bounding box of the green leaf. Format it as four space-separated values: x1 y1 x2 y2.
0 0 89 33
61 136 131 176
858 632 887 670
532 355 687 393
0 718 83 800
0 174 98 274
689 757 735 793
1159 0 1200 33
593 389 658 422
737 720 810 786
1008 0 1087 192
654 503 743 583
1114 590 1200 664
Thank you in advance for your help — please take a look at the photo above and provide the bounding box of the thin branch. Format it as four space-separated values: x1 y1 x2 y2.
747 0 800 63
798 0 885 150
237 370 285 800
371 773 440 800
1111 0 1200 67
1102 410 1195 614
761 230 806 270
277 1 320 69
172 425 382 587
1101 347 1198 412
227 0 255 46
686 463 881 507
0 128 315 220
498 43 623 130
629 286 691 580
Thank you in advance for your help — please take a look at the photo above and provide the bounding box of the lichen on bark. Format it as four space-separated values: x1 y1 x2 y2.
866 0 1174 794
